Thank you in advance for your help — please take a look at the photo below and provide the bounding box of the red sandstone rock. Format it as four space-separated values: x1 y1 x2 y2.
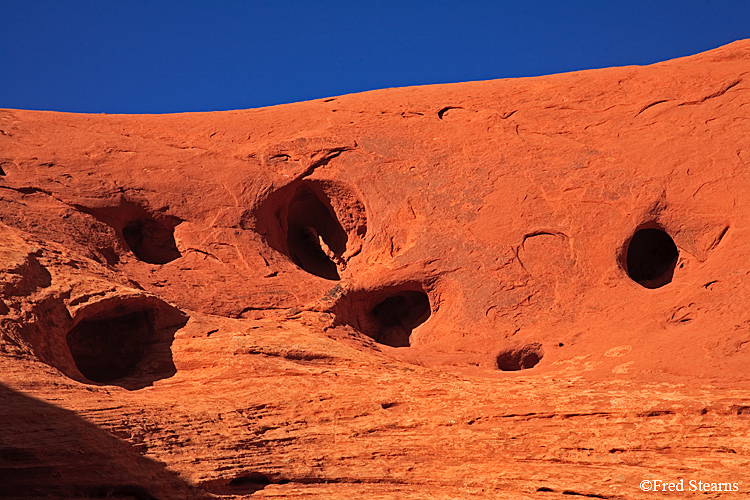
2 40 750 499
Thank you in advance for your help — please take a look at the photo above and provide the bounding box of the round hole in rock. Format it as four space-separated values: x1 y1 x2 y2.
625 227 678 289
227 473 271 494
285 184 347 280
65 302 186 389
496 344 543 371
369 291 431 347
332 284 432 348
71 201 182 265
66 310 154 383
253 179 367 281
122 217 181 264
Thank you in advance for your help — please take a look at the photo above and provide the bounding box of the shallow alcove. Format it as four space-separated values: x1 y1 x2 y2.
122 216 182 264
332 283 432 347
74 200 183 265
67 310 152 383
370 291 431 347
253 179 367 280
65 300 187 390
227 474 271 494
624 227 678 289
496 344 543 371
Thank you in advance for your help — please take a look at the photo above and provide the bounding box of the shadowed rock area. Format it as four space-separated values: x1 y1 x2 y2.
2 40 750 498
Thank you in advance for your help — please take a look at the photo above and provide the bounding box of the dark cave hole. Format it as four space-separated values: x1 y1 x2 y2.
67 310 152 383
496 345 543 371
625 227 678 289
367 290 431 347
254 179 367 281
0 165 5 176
227 473 271 494
122 217 181 265
285 184 347 280
65 306 182 389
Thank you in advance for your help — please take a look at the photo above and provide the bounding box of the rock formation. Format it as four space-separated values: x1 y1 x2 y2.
2 40 750 499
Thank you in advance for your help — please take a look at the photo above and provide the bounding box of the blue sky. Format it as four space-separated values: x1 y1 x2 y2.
2 1 749 114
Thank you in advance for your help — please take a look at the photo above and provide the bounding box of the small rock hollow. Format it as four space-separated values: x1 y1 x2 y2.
370 291 431 347
227 473 271 494
75 200 182 265
67 310 152 383
496 344 543 371
122 217 181 265
625 227 678 289
332 283 432 347
254 179 367 280
65 303 185 389
286 184 347 280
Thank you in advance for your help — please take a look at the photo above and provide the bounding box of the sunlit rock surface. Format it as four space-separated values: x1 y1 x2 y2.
2 40 750 499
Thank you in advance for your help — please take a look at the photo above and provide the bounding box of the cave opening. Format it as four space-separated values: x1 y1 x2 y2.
227 473 271 494
625 227 678 289
331 283 433 348
254 179 367 280
285 184 347 280
496 344 543 371
122 217 181 265
65 303 183 389
369 291 431 347
67 310 153 383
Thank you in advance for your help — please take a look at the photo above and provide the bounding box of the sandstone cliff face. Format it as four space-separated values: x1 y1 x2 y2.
1 40 750 499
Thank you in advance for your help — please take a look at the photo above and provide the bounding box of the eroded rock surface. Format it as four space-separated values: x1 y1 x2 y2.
2 40 750 499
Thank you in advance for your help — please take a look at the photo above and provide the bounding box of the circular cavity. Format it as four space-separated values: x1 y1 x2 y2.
331 283 432 348
122 218 181 264
625 228 678 289
369 290 431 347
66 310 154 383
285 184 346 280
254 179 367 280
227 473 271 494
496 344 543 371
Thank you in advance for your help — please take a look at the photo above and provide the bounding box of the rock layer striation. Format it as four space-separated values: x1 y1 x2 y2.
2 40 750 499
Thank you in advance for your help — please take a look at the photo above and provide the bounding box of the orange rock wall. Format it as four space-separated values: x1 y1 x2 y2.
1 40 750 498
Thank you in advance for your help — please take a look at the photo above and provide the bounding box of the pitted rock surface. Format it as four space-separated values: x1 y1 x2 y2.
2 40 750 499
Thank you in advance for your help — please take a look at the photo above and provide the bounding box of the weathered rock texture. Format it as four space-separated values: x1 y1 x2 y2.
2 40 750 499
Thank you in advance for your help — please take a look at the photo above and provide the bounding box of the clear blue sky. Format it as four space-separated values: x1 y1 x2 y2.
2 1 749 114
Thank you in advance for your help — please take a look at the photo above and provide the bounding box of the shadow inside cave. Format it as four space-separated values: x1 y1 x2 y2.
65 303 187 391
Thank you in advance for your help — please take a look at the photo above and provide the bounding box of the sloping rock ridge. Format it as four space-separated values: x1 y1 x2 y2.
2 40 750 499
